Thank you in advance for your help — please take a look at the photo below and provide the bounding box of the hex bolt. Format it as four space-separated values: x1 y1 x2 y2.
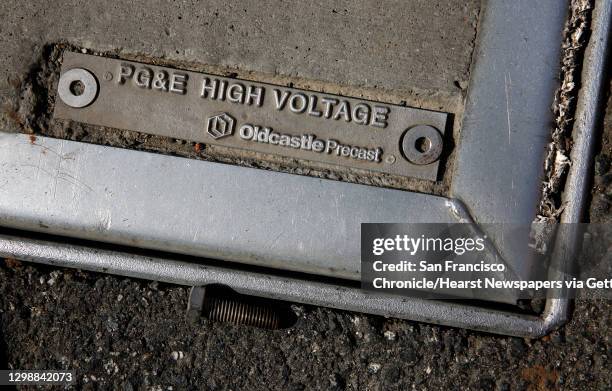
57 68 99 108
401 125 443 165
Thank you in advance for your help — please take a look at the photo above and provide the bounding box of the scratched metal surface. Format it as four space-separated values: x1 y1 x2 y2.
450 1 568 280
0 0 578 304
0 3 604 333
0 132 469 282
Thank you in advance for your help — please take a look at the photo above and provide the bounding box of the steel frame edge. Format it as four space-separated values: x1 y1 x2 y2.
0 1 609 337
0 233 566 338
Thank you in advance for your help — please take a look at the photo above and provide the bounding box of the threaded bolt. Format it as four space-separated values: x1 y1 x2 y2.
205 297 280 329
188 286 281 330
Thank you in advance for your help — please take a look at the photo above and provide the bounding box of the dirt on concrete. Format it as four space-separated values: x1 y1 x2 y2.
0 0 479 106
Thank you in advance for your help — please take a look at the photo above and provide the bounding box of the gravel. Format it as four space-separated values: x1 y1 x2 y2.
0 261 610 390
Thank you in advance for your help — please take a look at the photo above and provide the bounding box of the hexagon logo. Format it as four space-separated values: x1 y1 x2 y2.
206 113 235 139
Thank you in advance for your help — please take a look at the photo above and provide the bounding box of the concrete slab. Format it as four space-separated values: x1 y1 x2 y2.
0 0 480 105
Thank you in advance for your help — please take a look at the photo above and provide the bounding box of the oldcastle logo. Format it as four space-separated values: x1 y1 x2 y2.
206 113 235 139
205 112 382 163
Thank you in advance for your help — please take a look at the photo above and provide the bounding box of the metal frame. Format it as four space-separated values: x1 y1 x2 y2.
0 0 609 336
0 132 471 282
0 233 568 337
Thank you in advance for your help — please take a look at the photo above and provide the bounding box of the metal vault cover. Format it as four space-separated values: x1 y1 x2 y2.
0 0 610 337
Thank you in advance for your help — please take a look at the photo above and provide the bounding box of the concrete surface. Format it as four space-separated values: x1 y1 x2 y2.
0 1 480 194
0 0 479 115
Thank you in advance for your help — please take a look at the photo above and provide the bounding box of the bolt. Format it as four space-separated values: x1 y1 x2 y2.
57 68 98 108
103 72 113 81
187 286 281 329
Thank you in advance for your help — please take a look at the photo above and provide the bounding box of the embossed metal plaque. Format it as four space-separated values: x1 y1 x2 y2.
55 52 448 180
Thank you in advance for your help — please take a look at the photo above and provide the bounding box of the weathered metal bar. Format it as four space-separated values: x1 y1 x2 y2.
0 133 466 281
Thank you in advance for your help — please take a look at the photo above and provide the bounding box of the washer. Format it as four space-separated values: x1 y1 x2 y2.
57 68 98 108
401 125 443 165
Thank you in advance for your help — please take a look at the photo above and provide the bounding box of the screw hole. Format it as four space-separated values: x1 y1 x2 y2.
69 80 85 96
415 136 431 153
